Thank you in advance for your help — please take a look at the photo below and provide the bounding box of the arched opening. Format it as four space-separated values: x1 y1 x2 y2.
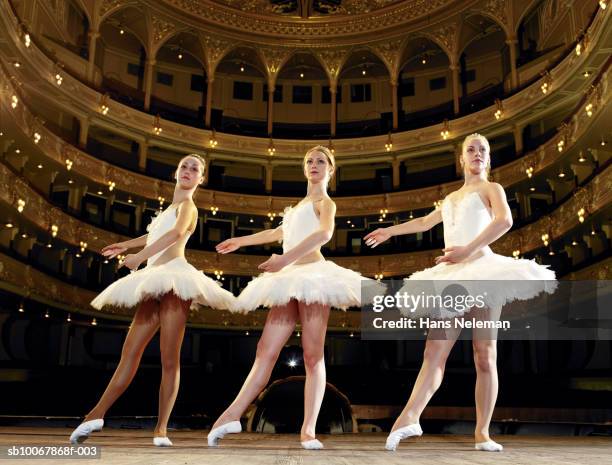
249 375 355 434
398 36 452 130
337 49 388 137
274 52 329 139
98 7 149 110
215 46 267 135
152 32 207 127
458 14 506 114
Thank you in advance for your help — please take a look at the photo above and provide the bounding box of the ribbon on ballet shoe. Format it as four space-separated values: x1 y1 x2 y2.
207 420 241 447
475 440 503 452
69 418 104 444
385 423 423 451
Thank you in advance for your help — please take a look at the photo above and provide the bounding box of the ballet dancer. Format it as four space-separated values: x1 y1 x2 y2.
207 145 379 450
364 133 556 452
69 154 235 447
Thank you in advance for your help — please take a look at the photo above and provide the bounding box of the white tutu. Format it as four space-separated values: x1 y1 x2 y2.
234 259 383 312
399 252 558 318
395 190 558 318
91 256 235 310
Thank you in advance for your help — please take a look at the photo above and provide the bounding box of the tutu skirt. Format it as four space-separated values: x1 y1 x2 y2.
234 259 383 312
91 257 235 310
399 252 558 318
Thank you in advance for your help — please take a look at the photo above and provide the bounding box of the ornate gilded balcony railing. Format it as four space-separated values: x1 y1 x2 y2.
1 56 610 217
0 0 609 164
2 157 610 278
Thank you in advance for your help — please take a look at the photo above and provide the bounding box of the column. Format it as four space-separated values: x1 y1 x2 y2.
205 78 214 128
513 124 524 156
506 36 519 90
143 59 156 111
450 64 460 115
330 82 338 137
138 139 148 171
390 79 398 130
86 29 99 83
78 117 89 149
392 157 400 189
267 81 275 136
265 163 273 193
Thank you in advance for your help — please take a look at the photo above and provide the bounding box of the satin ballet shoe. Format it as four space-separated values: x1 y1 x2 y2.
301 438 324 450
475 440 503 452
69 418 104 444
153 436 173 447
207 420 241 447
385 423 423 451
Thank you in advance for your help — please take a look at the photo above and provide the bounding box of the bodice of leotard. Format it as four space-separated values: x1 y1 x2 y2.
145 205 191 265
441 191 493 252
281 201 320 253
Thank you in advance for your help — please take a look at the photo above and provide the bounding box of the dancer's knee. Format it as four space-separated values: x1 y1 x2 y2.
302 347 324 371
423 341 451 368
473 341 496 374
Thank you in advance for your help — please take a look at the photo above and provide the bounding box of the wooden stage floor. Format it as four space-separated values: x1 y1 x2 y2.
0 427 611 464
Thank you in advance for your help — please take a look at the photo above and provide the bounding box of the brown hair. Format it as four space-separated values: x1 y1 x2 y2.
303 145 336 180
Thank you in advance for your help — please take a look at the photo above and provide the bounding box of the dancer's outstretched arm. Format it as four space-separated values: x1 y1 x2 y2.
436 183 512 264
216 226 283 254
100 234 148 259
257 199 335 272
364 208 442 248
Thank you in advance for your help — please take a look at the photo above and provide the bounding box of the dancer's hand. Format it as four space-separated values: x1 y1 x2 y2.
101 242 127 259
119 253 143 271
258 254 287 272
435 245 473 264
363 228 392 248
216 237 242 254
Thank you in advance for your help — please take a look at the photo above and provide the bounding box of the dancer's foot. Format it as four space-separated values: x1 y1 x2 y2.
301 437 324 450
153 436 173 447
207 420 241 447
69 418 104 444
385 423 423 451
475 439 503 452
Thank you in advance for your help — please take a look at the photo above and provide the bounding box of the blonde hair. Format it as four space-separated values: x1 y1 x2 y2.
460 133 491 178
303 145 336 181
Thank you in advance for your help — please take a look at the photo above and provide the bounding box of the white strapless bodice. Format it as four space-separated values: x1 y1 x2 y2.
441 191 494 252
145 205 191 265
281 201 320 253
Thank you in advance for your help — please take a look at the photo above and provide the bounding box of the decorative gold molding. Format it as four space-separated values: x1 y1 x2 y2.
159 0 465 40
1 0 609 164
1 53 609 217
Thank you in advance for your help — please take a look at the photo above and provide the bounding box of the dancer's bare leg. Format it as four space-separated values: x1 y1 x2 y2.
472 306 501 444
211 300 299 429
154 292 191 438
84 298 160 421
391 323 462 431
298 302 330 442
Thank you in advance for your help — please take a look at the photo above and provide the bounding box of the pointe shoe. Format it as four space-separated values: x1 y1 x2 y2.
385 423 423 451
301 438 324 450
69 419 104 444
153 436 173 447
207 420 241 447
475 440 503 452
